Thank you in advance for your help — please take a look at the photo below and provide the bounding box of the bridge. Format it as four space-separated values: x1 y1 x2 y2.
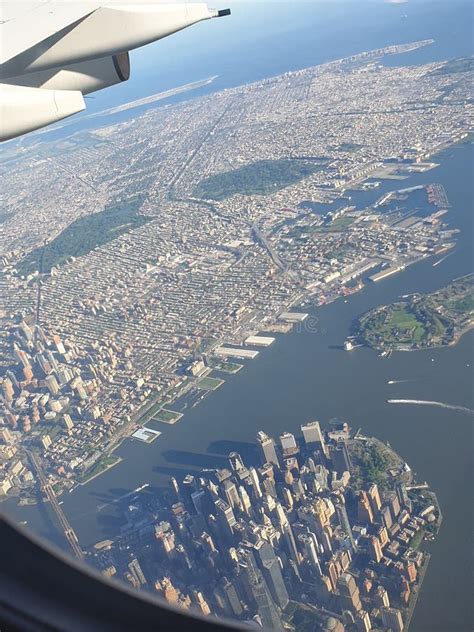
28 451 84 561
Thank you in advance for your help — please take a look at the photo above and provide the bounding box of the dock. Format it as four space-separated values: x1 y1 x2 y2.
214 347 259 360
131 427 162 443
278 311 308 323
244 335 275 347
369 265 405 283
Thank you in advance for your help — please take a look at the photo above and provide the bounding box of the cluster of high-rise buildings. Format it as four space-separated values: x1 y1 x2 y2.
89 423 436 631
0 316 119 494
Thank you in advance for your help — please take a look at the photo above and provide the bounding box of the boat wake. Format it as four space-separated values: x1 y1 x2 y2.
433 251 455 268
75 484 151 519
387 379 414 385
388 399 474 415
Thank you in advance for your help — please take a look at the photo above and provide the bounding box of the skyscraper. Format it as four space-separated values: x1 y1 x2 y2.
2 378 15 403
191 489 206 513
387 492 401 521
282 521 300 567
261 558 289 610
223 479 242 511
249 467 263 499
279 431 298 457
337 573 362 612
375 585 390 608
368 535 383 563
239 485 252 515
13 343 30 368
20 321 34 343
301 421 329 458
282 486 294 509
45 374 60 396
263 477 277 499
357 491 374 524
228 452 245 472
314 463 330 490
355 609 372 632
214 499 236 541
381 504 393 530
298 532 322 577
193 590 211 616
128 557 147 586
221 577 243 617
257 431 280 467
368 483 382 515
380 607 404 632
160 577 179 604
5 369 19 389
377 526 389 548
396 482 412 513
335 498 356 551
238 547 282 630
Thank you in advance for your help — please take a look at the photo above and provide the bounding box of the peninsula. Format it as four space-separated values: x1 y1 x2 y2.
85 421 441 632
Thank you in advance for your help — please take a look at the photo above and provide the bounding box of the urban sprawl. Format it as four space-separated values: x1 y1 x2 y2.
0 41 472 508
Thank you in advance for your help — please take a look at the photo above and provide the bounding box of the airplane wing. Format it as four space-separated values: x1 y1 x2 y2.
0 1 230 141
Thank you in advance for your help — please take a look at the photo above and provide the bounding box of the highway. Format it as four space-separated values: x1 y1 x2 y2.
251 221 287 272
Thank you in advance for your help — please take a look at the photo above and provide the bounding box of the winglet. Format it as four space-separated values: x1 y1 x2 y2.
210 8 231 18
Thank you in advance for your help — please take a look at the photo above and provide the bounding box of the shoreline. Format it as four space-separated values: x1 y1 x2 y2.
22 39 437 145
15 138 472 504
360 320 474 355
76 455 123 487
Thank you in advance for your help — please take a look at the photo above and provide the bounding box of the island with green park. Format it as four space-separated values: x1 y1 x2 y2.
356 274 474 351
